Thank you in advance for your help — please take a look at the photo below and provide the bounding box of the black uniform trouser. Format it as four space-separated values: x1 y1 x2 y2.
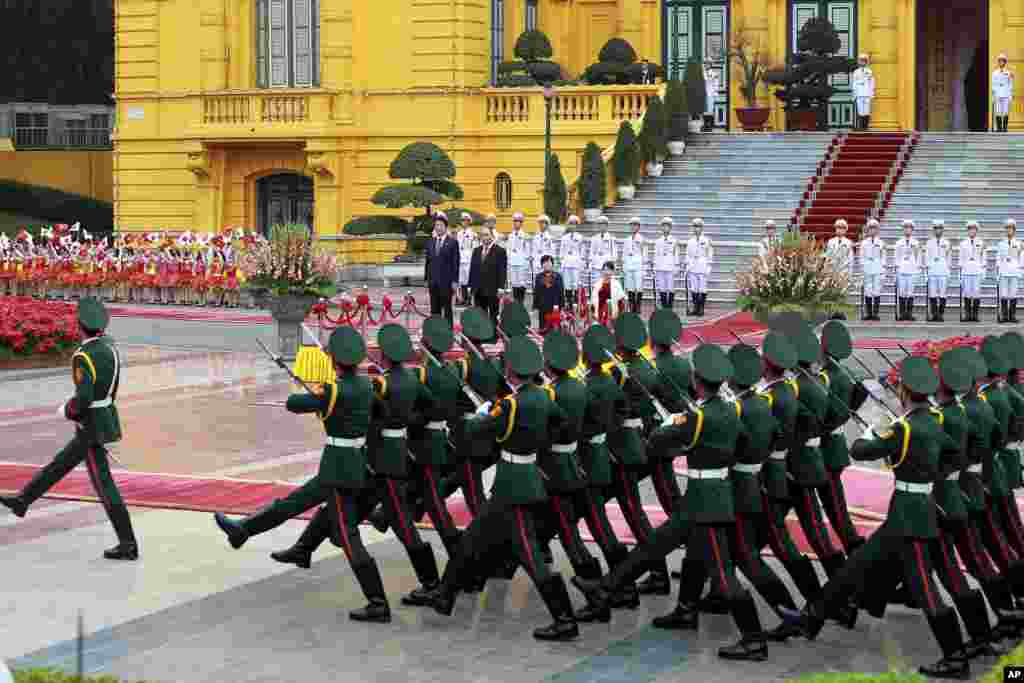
948 515 1023 612
760 491 825 602
816 467 865 553
569 486 630 568
729 510 800 611
439 456 489 517
974 504 1021 575
647 458 684 515
774 483 846 576
605 463 669 577
994 492 1024 558
535 490 602 577
406 461 462 556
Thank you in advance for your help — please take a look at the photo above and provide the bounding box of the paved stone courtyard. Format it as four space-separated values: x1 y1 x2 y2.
0 303 1009 682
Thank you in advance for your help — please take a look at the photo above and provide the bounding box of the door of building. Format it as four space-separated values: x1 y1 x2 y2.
257 173 314 235
789 1 857 128
663 0 730 129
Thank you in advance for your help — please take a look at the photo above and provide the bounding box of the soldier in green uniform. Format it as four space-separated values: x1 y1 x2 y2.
816 321 868 553
422 337 580 641
999 332 1024 554
785 357 972 679
606 312 671 595
0 297 137 560
572 344 768 661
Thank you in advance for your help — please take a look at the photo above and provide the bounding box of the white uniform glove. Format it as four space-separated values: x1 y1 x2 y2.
662 413 683 429
476 401 493 416
860 425 877 441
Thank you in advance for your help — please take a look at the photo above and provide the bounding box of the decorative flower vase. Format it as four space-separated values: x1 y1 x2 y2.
583 208 602 222
617 185 636 200
667 140 685 156
264 293 317 360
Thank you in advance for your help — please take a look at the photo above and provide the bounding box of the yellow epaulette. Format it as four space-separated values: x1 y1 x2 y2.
929 407 944 426
881 418 911 471
756 390 774 408
71 351 97 384
374 376 388 398
818 370 831 388
418 366 427 384
496 397 518 443
734 400 742 418
319 382 339 423
786 378 800 399
543 385 556 402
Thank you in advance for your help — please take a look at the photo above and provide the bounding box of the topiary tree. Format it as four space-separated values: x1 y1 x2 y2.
684 60 706 121
582 38 663 85
764 17 856 129
496 30 563 86
371 142 464 252
638 96 667 164
612 121 638 187
579 142 606 211
543 154 568 224
664 75 688 140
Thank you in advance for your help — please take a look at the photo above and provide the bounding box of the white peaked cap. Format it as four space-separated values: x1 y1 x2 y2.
932 220 945 227
1007 218 1017 226
999 53 1009 61
567 215 580 224
866 218 880 227
902 220 914 227
967 221 980 228
661 217 673 225
764 219 776 227
692 218 704 226
629 217 641 224
597 216 609 224
834 219 848 227
486 213 497 221
538 214 551 223
461 212 472 220
512 212 525 220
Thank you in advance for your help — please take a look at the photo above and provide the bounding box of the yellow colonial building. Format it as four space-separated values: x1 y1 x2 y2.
113 0 1024 237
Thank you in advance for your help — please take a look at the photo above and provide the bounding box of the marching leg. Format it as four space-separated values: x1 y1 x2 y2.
270 505 331 569
0 436 88 517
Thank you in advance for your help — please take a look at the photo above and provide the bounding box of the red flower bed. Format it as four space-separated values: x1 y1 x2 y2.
884 335 985 386
0 296 81 360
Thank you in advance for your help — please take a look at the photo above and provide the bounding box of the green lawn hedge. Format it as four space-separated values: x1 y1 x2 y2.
342 215 410 236
0 181 113 232
978 640 1024 683
12 668 155 683
787 673 927 683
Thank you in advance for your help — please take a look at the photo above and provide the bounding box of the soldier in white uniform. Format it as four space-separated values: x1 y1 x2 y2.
925 220 951 322
852 54 876 130
959 222 985 322
456 212 478 306
992 54 1015 132
622 217 645 314
757 220 779 261
507 211 531 303
559 215 584 312
532 214 556 285
653 217 679 309
685 218 713 316
859 219 885 321
894 220 921 321
589 216 616 291
996 219 1021 323
703 58 720 132
826 219 854 273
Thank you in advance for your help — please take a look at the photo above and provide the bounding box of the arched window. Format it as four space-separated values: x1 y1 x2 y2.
494 173 513 210
256 0 320 88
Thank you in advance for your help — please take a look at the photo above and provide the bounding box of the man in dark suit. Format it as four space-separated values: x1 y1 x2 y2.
469 227 507 323
533 255 565 334
424 213 460 324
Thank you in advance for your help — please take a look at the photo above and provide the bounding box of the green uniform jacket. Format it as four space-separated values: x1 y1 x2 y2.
819 359 853 471
937 399 970 521
1001 383 1024 490
650 395 744 523
732 389 777 514
762 378 800 500
541 375 587 492
579 370 628 487
287 372 372 489
454 353 505 463
961 392 999 512
71 336 122 445
466 383 567 505
368 367 435 478
790 371 829 487
850 406 957 538
979 382 1012 497
409 363 459 466
652 351 692 414
607 362 656 468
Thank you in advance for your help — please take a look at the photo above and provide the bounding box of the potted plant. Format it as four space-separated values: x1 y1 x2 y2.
764 17 856 131
729 25 771 131
664 75 688 155
638 96 666 176
543 153 568 225
612 121 638 200
684 60 706 134
580 141 606 221
239 223 340 359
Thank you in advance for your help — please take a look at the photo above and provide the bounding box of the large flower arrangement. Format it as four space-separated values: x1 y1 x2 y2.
884 335 983 387
736 231 852 319
0 297 80 360
238 224 339 298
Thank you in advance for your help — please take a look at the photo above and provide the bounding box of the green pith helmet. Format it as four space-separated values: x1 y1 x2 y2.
507 336 544 377
961 346 987 383
378 323 415 363
614 313 647 352
938 349 973 394
728 344 763 387
421 316 454 354
544 331 579 372
582 325 615 365
982 335 1009 376
461 307 495 342
649 309 683 347
692 343 733 384
788 321 822 366
500 301 532 337
77 297 110 331
900 356 939 396
328 326 367 366
762 331 797 370
821 320 853 360
1001 332 1024 371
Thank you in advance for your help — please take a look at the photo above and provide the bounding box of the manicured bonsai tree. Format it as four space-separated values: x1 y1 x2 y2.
684 60 706 121
612 121 639 192
582 38 662 85
764 17 856 129
638 96 667 165
371 142 464 252
543 154 568 224
579 141 607 214
664 74 689 143
496 30 562 85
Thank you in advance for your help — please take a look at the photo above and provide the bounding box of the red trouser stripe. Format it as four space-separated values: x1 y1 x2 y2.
334 492 354 560
708 527 730 594
463 460 480 513
84 447 112 509
733 512 754 575
552 497 575 546
619 467 648 542
386 478 413 546
760 491 787 558
986 507 1016 566
802 489 831 556
912 540 937 612
424 465 445 526
586 495 610 547
937 534 965 594
652 467 673 515
515 506 536 576
827 472 854 546
964 525 998 578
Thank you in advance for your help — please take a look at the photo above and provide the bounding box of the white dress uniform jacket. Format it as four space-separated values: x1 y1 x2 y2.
925 237 951 277
826 237 854 271
622 233 644 271
852 67 876 98
960 238 986 276
685 236 713 274
895 237 921 275
997 238 1022 278
559 231 583 268
532 230 556 264
589 232 616 269
506 230 530 267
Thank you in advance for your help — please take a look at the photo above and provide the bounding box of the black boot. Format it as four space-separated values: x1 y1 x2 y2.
103 504 139 561
367 505 390 533
939 298 947 322
350 559 392 623
698 589 732 615
905 297 916 321
1001 300 1010 324
1012 299 1019 323
635 292 643 314
401 543 441 606
533 574 580 641
0 494 27 518
214 512 249 549
270 507 330 569
605 545 640 609
652 601 699 630
862 298 871 321
573 559 611 623
974 299 982 322
929 298 938 322
700 293 708 316
874 297 882 321
668 292 676 309
896 298 905 321
920 608 970 679
637 567 671 595
787 556 824 604
689 292 699 316
718 593 768 661
788 598 827 640
957 589 1003 659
